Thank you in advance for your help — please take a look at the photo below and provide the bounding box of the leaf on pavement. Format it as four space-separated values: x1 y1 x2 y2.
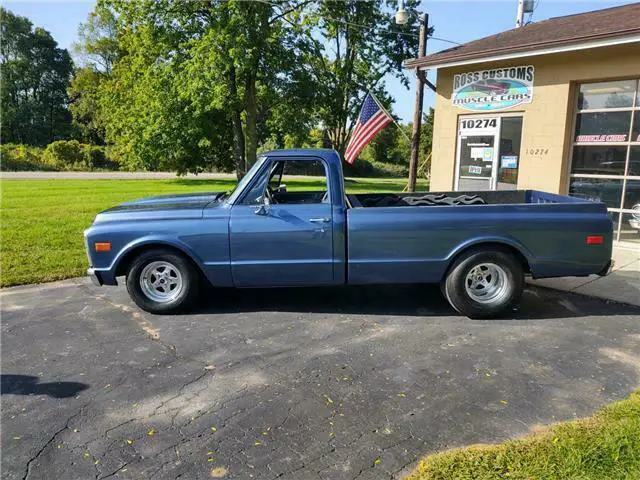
210 467 228 478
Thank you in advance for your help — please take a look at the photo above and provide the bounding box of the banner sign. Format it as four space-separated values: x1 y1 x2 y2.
453 66 534 111
575 134 627 143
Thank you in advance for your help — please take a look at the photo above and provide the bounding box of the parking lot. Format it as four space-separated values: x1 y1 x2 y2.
2 279 639 480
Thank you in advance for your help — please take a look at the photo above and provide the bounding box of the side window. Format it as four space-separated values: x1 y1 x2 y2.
240 164 271 205
240 158 330 205
276 159 329 204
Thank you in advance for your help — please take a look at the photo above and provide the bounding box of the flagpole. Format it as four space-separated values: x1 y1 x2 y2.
367 90 412 143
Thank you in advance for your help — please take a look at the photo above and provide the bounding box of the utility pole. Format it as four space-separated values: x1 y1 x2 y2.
407 14 428 193
516 0 525 27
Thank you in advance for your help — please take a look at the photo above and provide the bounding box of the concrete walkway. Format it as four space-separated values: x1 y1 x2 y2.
528 246 640 307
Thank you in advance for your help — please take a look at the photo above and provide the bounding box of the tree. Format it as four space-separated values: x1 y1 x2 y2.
303 0 425 156
0 8 74 145
68 5 120 145
98 0 317 177
74 5 119 74
67 67 107 144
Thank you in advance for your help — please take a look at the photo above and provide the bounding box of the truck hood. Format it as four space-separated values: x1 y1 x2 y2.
93 192 226 223
118 191 225 209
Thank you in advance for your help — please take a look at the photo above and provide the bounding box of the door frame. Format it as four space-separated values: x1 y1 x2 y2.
454 115 501 190
454 112 524 191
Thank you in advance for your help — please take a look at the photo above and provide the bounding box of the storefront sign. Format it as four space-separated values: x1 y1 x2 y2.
575 134 628 142
453 66 534 111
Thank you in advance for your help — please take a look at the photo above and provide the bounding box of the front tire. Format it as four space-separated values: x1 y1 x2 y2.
126 248 200 314
443 247 524 319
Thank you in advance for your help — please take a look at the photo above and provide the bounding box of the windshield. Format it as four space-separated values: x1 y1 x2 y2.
224 155 268 204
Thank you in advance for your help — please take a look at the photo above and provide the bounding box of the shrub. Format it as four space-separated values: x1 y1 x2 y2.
42 140 87 170
0 144 52 171
1 142 121 171
343 158 409 178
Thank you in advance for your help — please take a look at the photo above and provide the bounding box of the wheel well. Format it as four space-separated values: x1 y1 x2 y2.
115 243 205 279
445 242 531 279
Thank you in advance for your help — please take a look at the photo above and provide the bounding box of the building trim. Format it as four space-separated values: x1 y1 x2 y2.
406 34 640 71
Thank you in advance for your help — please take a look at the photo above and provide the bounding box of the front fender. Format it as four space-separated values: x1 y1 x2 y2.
91 235 206 286
111 235 206 272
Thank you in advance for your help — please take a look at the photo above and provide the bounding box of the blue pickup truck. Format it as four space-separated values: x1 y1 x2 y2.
85 149 613 318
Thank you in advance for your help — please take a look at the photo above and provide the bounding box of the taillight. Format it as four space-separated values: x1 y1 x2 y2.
586 235 604 245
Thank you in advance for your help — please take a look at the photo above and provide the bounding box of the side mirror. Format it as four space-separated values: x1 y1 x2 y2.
254 195 270 216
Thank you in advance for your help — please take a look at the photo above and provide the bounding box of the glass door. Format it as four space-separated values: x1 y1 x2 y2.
455 115 523 191
455 117 500 191
496 117 523 190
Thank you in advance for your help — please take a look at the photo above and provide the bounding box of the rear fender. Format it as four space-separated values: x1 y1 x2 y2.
444 236 534 279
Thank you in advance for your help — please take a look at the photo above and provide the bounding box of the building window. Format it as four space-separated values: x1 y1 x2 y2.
569 79 640 245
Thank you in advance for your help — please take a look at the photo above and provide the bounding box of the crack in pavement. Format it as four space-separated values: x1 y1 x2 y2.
96 461 129 480
22 407 87 480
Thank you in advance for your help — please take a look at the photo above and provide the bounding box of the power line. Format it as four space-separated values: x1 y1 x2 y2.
525 0 540 25
325 18 462 46
261 1 462 46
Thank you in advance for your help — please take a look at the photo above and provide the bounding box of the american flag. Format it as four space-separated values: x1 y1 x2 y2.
344 94 393 164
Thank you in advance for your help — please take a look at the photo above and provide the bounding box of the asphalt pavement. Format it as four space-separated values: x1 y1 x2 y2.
2 279 639 480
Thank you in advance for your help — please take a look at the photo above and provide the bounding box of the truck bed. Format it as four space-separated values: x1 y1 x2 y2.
345 189 612 285
347 190 580 208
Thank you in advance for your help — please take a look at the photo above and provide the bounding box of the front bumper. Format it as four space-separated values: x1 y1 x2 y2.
87 268 103 286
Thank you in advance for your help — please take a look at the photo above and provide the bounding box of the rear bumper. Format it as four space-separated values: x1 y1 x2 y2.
597 259 614 277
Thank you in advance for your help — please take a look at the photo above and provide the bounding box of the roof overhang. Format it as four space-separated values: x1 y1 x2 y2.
404 32 640 71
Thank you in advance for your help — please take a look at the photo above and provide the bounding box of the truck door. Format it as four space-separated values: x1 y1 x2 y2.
229 157 335 287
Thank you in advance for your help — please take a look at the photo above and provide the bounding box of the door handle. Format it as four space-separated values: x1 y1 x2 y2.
309 217 330 223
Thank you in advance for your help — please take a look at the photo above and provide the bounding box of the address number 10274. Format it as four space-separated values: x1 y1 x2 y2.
460 118 498 129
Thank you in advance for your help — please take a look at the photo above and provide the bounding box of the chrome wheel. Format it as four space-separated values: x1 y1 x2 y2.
464 262 509 304
139 261 183 303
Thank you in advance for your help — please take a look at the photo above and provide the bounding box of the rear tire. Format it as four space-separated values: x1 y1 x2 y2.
126 248 200 314
444 247 524 319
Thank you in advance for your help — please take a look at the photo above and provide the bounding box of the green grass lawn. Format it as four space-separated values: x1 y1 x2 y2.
0 177 427 287
406 389 640 480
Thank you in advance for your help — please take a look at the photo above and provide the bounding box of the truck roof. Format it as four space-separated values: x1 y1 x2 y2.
261 148 340 160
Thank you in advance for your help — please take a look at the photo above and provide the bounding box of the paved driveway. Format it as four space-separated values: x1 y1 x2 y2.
2 280 639 480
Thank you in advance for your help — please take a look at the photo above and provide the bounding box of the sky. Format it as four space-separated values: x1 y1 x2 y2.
3 0 636 122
